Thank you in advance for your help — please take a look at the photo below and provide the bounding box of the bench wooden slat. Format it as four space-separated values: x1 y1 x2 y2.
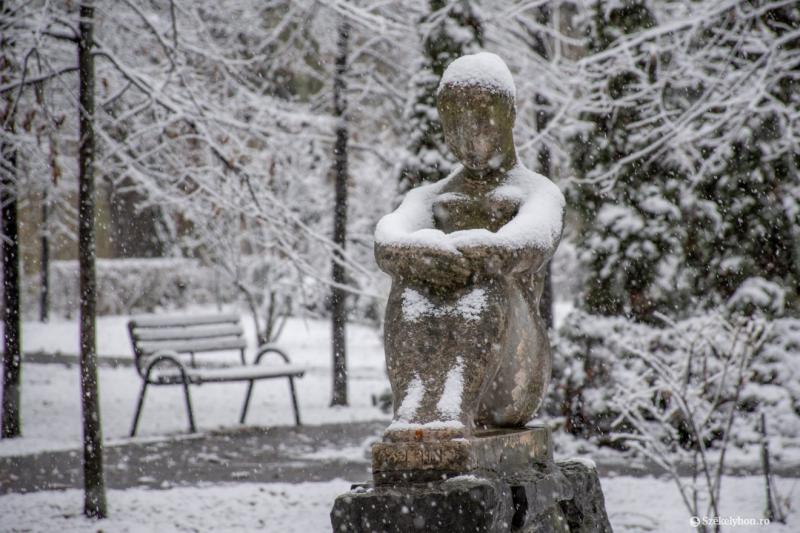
137 337 247 355
153 364 306 384
133 324 244 341
131 313 240 328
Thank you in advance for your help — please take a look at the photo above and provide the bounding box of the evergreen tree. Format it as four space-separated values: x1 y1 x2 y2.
685 4 800 315
569 0 800 320
569 0 685 320
398 0 483 191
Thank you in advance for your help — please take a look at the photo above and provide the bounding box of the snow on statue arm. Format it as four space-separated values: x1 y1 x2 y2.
374 177 472 288
447 167 564 277
374 167 564 285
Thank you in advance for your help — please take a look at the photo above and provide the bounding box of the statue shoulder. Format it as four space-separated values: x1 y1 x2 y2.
489 164 565 251
505 165 564 204
375 172 460 248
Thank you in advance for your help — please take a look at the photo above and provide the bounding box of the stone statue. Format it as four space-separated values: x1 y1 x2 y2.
374 52 565 444
332 53 613 533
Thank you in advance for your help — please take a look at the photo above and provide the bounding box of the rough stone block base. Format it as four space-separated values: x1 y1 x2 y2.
330 460 613 533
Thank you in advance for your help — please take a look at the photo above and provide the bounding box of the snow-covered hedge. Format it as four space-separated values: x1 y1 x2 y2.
547 310 800 451
24 258 234 318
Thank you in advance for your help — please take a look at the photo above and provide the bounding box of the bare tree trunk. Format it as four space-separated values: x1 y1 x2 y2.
34 78 53 324
535 97 554 330
39 201 49 322
33 77 52 322
760 413 778 522
527 5 556 330
330 19 349 407
1 0 22 440
78 1 107 519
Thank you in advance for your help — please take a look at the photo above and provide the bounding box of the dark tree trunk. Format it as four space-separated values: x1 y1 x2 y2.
40 201 49 322
1 0 22 440
34 79 52 323
78 1 107 519
529 4 556 330
535 94 554 330
330 20 349 407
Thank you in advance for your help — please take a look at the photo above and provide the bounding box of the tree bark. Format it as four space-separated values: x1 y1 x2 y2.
536 96 554 330
526 5 556 330
78 1 107 519
330 19 349 407
40 201 49 322
1 0 22 440
34 79 52 324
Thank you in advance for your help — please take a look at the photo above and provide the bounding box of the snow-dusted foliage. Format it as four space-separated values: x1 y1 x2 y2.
549 309 799 527
609 314 775 530
5 1 797 329
396 0 484 191
566 1 800 320
549 310 800 452
4 1 410 326
20 259 227 318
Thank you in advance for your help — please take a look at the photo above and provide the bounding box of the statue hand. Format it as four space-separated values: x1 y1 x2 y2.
375 241 471 288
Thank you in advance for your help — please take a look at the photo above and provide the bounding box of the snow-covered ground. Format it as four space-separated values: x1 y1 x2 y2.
1 475 796 532
2 305 797 531
0 309 391 457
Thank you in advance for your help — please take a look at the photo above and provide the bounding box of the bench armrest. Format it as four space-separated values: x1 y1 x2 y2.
254 344 292 365
143 350 190 383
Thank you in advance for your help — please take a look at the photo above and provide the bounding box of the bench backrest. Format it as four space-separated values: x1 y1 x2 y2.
128 313 247 374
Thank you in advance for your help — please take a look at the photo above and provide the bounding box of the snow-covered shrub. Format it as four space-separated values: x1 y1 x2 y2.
548 310 800 451
24 258 232 318
608 314 774 531
549 308 800 530
726 277 786 317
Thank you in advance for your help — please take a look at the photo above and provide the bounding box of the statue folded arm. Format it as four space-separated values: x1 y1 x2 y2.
375 178 473 289
375 169 564 286
445 171 565 278
375 241 472 288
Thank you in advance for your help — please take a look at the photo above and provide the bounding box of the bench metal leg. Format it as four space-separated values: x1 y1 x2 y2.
182 379 197 433
239 380 255 424
289 377 301 426
130 381 149 437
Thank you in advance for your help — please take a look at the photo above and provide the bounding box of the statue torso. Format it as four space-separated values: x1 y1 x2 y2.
432 174 521 234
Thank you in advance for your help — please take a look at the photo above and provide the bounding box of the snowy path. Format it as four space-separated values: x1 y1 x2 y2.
0 421 384 494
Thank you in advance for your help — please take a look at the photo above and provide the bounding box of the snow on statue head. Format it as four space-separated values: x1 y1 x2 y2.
373 52 565 448
438 52 516 100
437 53 517 173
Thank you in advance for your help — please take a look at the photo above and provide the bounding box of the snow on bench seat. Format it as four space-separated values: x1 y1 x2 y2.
130 313 240 328
133 324 244 341
152 364 307 384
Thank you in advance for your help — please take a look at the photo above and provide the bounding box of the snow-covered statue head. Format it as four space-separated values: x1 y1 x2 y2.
374 53 565 447
437 52 517 174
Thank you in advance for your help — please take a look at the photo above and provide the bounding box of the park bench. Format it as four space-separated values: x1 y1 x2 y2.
128 313 305 436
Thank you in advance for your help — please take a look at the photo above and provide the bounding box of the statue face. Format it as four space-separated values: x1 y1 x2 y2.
438 86 515 173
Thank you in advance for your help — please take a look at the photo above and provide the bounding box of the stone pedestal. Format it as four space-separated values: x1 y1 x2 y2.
373 426 552 484
331 428 613 533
